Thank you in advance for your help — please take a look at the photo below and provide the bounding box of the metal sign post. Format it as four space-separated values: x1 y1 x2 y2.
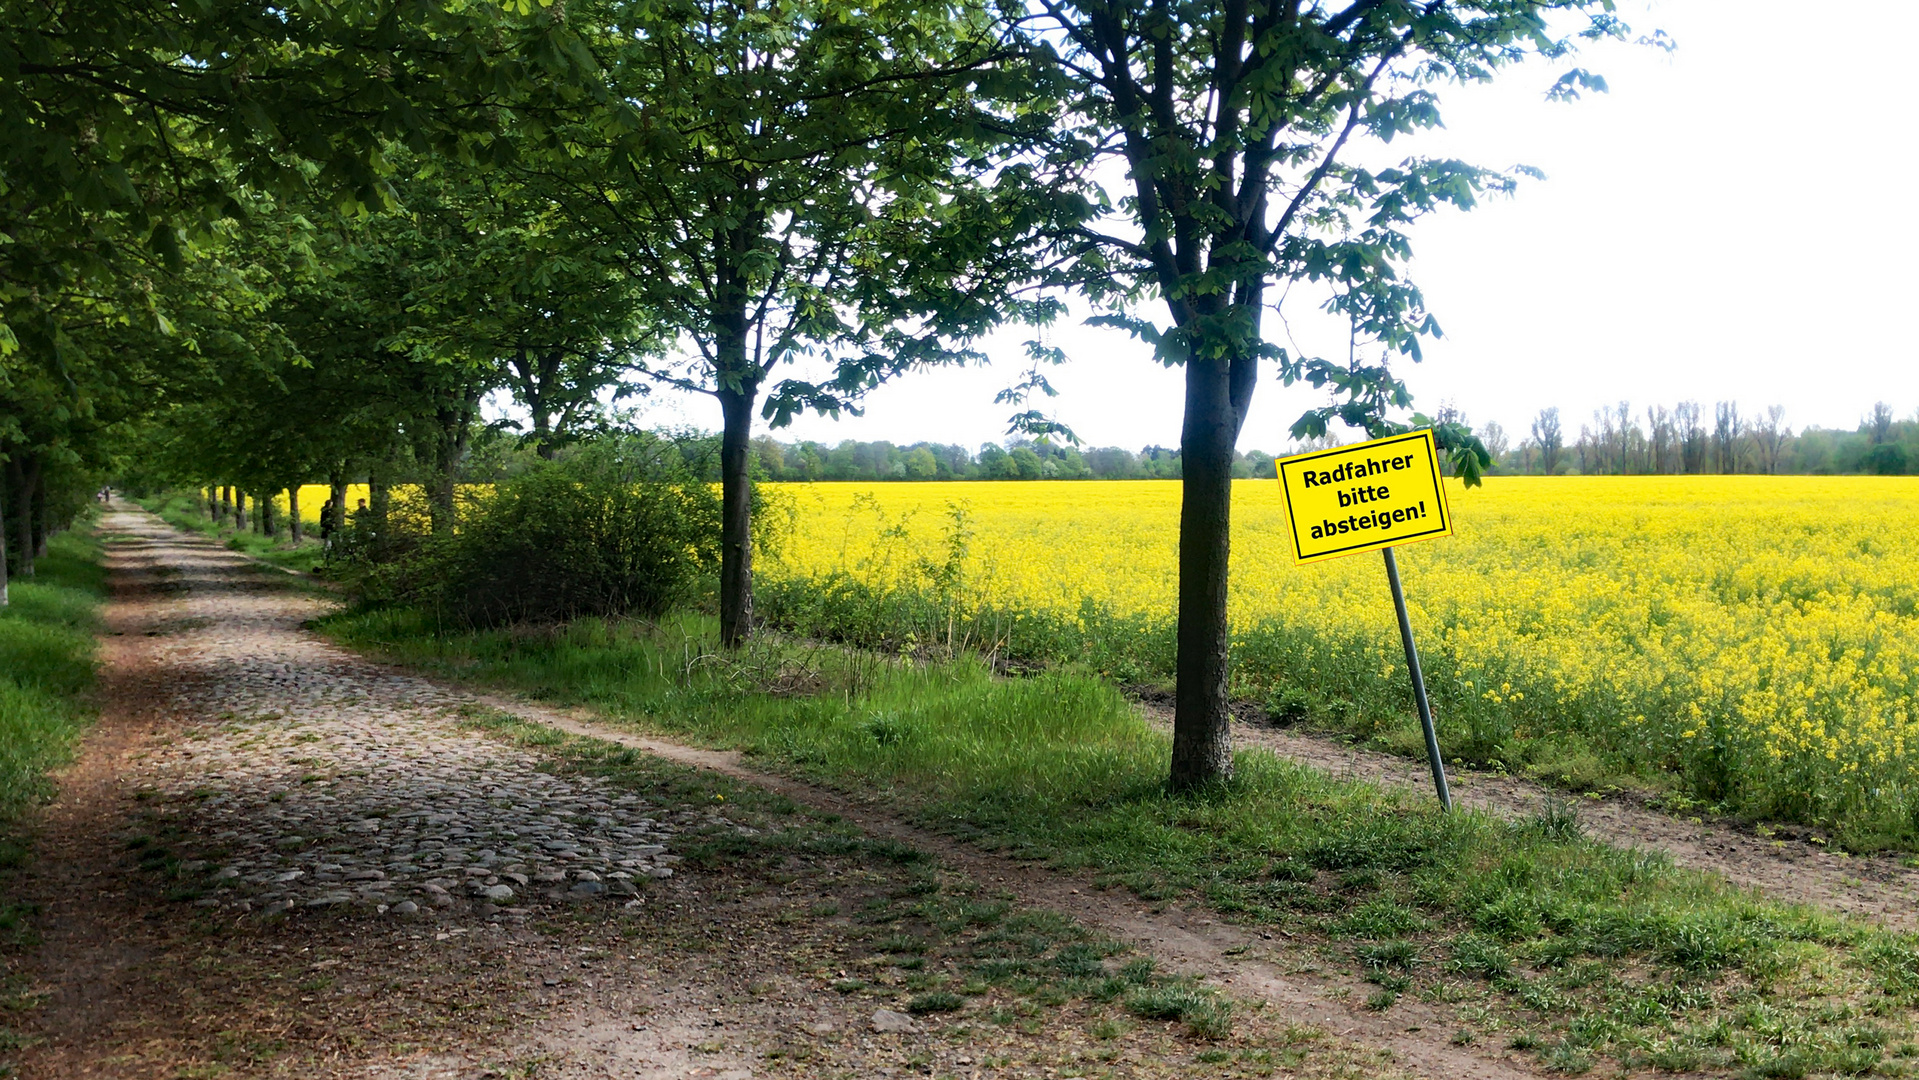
1382 546 1450 811
1274 429 1457 810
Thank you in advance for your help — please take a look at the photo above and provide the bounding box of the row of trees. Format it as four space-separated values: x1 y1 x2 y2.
753 398 1919 483
5 0 1631 788
749 438 1254 482
1494 401 1919 476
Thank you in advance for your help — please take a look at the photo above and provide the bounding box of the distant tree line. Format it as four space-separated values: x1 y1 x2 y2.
743 437 1282 482
738 399 1919 483
1460 401 1919 477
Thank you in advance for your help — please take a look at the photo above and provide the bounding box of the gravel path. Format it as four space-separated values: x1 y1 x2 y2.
11 508 777 1078
147 508 1919 933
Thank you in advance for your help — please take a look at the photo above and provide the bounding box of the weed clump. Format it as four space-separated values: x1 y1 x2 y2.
905 991 964 1014
1123 983 1234 1040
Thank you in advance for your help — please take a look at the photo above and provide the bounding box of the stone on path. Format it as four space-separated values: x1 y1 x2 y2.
869 1009 921 1034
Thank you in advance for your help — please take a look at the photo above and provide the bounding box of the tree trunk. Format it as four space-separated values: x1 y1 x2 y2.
7 454 36 579
288 487 302 542
1169 354 1238 790
205 487 217 520
23 454 41 572
261 492 277 538
517 346 566 460
431 385 479 537
30 468 47 558
0 472 9 607
234 489 247 530
328 470 347 550
369 469 389 558
718 384 758 648
220 485 231 522
431 457 455 536
534 415 560 460
530 388 557 461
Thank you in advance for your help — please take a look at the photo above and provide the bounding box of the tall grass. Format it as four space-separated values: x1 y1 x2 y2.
0 531 105 823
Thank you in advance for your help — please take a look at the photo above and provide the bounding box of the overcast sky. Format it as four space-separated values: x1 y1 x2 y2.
629 0 1919 453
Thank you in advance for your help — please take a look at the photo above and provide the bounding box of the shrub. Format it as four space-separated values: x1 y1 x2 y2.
363 437 722 626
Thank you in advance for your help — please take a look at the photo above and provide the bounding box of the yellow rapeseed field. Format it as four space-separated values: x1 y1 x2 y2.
764 477 1919 838
216 485 374 524
261 486 443 523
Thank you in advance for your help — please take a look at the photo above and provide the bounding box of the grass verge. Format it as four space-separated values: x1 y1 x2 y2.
465 710 1261 1049
139 493 327 574
322 608 1919 1077
0 529 105 826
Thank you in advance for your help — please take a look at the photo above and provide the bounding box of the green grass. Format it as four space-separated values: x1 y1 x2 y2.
140 493 327 574
0 530 105 826
320 607 1919 1076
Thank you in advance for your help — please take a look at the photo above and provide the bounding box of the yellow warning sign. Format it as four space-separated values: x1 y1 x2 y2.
1276 430 1453 564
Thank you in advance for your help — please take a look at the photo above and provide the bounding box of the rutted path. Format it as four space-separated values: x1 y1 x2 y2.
4 507 1524 1080
8 508 776 1078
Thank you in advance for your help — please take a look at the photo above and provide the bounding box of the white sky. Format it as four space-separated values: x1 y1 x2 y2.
630 0 1919 453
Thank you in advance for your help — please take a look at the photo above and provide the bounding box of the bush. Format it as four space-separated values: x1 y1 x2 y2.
363 437 722 626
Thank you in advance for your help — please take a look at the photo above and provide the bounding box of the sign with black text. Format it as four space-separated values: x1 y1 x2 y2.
1276 430 1452 564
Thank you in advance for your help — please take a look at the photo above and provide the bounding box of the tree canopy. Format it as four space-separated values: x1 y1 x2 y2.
2 0 1640 791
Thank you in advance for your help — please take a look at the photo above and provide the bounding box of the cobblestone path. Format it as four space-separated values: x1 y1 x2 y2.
113 511 723 919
